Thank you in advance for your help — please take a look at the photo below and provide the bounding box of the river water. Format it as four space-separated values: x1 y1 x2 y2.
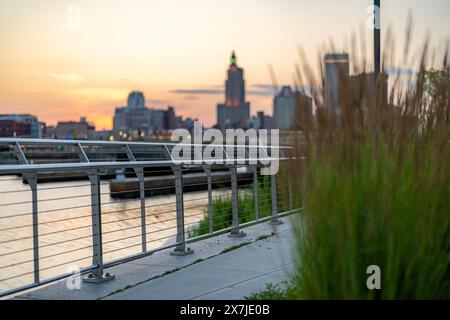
0 175 231 293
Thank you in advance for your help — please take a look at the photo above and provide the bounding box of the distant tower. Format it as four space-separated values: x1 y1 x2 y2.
225 51 245 106
216 51 250 129
324 53 350 117
374 0 381 74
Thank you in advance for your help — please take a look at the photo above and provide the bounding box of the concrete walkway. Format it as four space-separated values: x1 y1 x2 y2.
13 214 300 300
105 219 299 300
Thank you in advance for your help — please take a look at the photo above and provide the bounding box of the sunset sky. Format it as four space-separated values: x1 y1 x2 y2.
0 0 449 129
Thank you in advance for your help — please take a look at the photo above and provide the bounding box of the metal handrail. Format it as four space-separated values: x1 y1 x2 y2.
0 137 294 149
0 138 295 172
0 158 293 174
0 138 299 298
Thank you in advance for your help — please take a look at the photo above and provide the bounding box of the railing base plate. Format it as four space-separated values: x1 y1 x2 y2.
170 248 194 256
228 230 246 238
83 272 116 283
268 220 284 226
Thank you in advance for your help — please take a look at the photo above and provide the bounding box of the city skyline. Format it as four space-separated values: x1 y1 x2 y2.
1 0 449 129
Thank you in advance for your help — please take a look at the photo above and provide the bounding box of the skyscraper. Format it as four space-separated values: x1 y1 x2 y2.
216 51 250 129
324 52 388 119
324 53 350 118
273 86 313 130
273 86 295 130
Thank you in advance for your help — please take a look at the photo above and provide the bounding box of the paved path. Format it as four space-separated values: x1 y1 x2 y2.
105 220 298 300
13 215 300 300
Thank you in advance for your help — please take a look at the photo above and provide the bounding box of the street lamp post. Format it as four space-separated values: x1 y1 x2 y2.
374 0 381 75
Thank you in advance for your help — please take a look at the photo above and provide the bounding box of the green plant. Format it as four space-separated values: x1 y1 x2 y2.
255 233 275 241
221 242 252 254
188 176 278 238
288 35 449 299
192 259 204 265
244 282 295 300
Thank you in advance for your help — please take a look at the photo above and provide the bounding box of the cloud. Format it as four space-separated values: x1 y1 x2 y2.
170 83 314 98
247 91 274 96
147 98 172 105
251 84 276 90
48 73 84 82
170 88 223 95
171 87 275 97
71 87 128 100
248 84 276 96
247 90 275 96
183 95 199 100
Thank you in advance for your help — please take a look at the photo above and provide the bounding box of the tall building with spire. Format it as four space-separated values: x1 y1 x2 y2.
216 51 250 129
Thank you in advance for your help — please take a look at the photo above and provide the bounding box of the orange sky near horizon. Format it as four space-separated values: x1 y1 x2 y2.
0 0 449 130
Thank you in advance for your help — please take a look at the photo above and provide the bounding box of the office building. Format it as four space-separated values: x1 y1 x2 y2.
113 91 152 137
216 52 250 129
273 86 313 130
251 111 276 130
54 117 95 140
324 53 350 118
273 86 295 130
0 114 43 138
324 53 388 118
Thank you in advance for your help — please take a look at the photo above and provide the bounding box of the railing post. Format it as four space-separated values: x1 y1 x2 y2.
269 171 283 225
28 173 40 284
84 170 115 283
14 142 40 284
202 166 214 234
136 168 147 252
288 170 293 211
170 166 193 255
123 144 147 253
229 166 246 237
252 165 259 221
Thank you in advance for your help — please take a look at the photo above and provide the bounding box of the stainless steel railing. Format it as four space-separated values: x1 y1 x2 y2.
0 138 300 297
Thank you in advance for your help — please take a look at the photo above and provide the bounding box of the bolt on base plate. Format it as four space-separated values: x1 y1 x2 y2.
170 247 194 256
83 272 115 283
228 230 246 238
